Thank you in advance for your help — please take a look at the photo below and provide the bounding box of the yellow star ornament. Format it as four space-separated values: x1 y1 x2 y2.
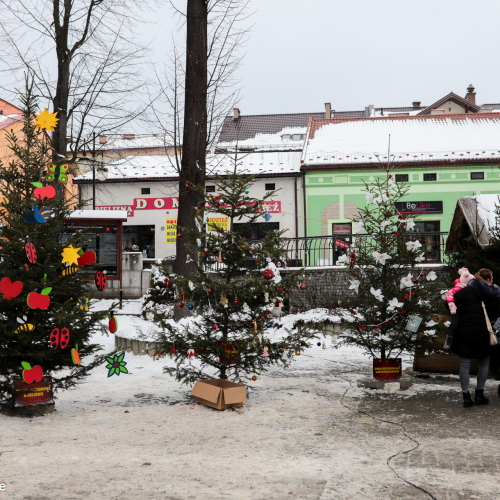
61 245 81 266
36 108 59 132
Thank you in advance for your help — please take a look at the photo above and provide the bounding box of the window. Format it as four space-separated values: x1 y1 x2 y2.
395 174 409 183
206 185 215 192
141 188 150 195
123 225 155 258
423 173 437 181
281 134 291 141
233 222 279 240
471 172 484 180
265 183 275 191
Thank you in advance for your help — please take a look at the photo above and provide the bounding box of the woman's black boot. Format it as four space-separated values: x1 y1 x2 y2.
463 392 475 408
474 389 489 405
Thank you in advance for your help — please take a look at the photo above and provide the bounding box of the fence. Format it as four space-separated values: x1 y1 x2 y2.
281 232 449 268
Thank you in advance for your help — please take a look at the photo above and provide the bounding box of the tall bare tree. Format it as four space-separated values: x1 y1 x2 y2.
0 0 151 178
148 0 250 313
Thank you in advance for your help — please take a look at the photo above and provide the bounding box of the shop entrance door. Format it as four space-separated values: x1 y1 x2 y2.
411 221 441 262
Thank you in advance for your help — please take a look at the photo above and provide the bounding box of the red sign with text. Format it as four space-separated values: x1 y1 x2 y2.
97 198 281 217
14 377 54 407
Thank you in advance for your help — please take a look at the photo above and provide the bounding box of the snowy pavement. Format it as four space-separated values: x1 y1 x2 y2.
1 305 500 499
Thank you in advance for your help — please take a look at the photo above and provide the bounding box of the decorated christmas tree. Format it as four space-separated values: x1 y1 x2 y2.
0 84 107 407
335 164 445 361
147 162 319 384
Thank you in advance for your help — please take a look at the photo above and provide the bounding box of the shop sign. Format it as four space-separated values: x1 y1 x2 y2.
395 201 443 214
208 217 229 232
334 239 349 249
166 218 177 244
14 377 54 407
333 224 352 234
98 198 281 217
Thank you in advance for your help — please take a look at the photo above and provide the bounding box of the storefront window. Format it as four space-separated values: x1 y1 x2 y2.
61 225 118 275
233 222 279 240
123 225 155 257
410 221 441 262
332 223 352 261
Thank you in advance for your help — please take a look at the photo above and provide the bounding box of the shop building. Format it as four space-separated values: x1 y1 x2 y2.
300 113 500 264
74 150 303 260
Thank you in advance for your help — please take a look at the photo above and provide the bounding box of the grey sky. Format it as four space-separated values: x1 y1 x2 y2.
148 0 500 116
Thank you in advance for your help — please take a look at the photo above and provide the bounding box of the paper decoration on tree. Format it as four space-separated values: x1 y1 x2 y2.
62 264 79 277
77 250 96 267
15 316 37 334
50 323 70 349
27 288 52 310
32 183 56 200
78 296 90 312
105 352 128 377
187 349 195 359
21 362 43 383
35 108 58 132
95 271 106 291
24 206 53 224
108 311 118 333
0 277 23 300
71 344 81 365
46 163 69 184
25 237 37 264
61 244 81 266
263 347 269 357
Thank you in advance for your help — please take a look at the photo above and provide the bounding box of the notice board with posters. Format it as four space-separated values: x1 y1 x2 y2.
166 218 177 244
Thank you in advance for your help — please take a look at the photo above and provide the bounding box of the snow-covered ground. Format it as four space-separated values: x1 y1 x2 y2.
1 301 499 499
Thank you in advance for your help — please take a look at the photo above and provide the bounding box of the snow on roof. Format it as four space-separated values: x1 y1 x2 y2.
98 135 170 151
207 151 302 175
75 151 301 182
217 126 307 152
68 209 128 220
302 115 500 166
0 113 23 131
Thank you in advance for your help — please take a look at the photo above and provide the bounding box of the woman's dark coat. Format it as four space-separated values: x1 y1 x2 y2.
451 281 500 359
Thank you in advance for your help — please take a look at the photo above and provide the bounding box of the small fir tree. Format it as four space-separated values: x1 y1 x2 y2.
335 164 446 359
149 161 318 384
0 83 107 406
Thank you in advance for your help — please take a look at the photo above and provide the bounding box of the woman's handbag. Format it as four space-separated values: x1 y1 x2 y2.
481 302 498 346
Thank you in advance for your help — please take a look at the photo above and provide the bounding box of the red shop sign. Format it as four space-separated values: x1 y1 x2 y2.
14 377 54 407
334 239 349 249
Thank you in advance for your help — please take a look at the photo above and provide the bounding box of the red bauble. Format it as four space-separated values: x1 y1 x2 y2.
172 346 176 353
291 289 295 293
208 289 212 293
204 248 209 255
301 341 305 346
262 269 274 280
252 376 257 381
300 284 306 290
234 300 239 305
221 274 225 278
279 288 283 292
213 324 217 329
423 259 429 264
177 233 182 239
398 309 403 314
280 349 284 353
197 206 202 210
178 302 184 308
261 317 265 322
359 325 365 331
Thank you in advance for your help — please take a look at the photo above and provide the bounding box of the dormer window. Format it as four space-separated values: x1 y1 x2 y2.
281 134 291 141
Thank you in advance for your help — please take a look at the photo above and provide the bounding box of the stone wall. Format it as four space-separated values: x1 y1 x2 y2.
287 268 355 309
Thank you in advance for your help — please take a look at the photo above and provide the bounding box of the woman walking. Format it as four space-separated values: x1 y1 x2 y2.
452 268 500 407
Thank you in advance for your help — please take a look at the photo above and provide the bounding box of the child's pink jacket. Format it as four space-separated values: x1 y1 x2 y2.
446 278 464 303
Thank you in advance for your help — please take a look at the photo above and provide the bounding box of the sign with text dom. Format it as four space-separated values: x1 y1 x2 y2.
97 197 179 218
395 201 443 214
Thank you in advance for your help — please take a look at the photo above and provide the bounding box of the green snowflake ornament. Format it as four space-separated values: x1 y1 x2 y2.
105 352 128 377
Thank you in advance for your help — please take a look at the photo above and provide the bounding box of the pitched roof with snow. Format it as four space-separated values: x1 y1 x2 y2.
0 113 23 132
417 92 481 115
74 151 302 182
97 135 171 151
301 114 500 168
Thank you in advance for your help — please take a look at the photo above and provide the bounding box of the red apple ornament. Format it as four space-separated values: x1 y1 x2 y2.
77 250 96 267
21 362 43 383
32 182 56 200
27 287 52 310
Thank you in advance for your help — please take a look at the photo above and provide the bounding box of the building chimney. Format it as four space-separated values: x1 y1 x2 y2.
325 102 331 119
412 101 421 108
233 108 240 119
466 84 476 105
99 135 107 144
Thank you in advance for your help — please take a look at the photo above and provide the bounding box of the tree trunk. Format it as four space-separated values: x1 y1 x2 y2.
174 0 207 320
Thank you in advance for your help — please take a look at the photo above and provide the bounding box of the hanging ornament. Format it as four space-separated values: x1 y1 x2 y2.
0 277 23 300
95 270 106 291
35 108 59 132
253 321 257 332
218 251 223 263
264 292 269 303
234 299 239 305
61 244 81 266
221 273 225 278
50 323 70 349
164 278 170 289
213 324 218 329
172 346 176 353
252 376 257 381
300 283 306 290
219 293 227 306
178 302 184 308
262 269 274 280
188 349 195 359
291 289 295 293
208 288 212 293
188 304 194 310
25 237 37 264
215 357 219 362
301 341 305 347
267 323 272 327
177 233 182 239
322 342 326 350
296 350 301 356
32 182 56 200
244 188 249 194
204 247 209 255
108 311 118 333
317 342 321 346
71 344 81 365
179 292 186 301
263 347 269 358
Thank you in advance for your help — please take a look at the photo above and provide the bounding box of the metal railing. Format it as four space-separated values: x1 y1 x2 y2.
281 232 450 268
